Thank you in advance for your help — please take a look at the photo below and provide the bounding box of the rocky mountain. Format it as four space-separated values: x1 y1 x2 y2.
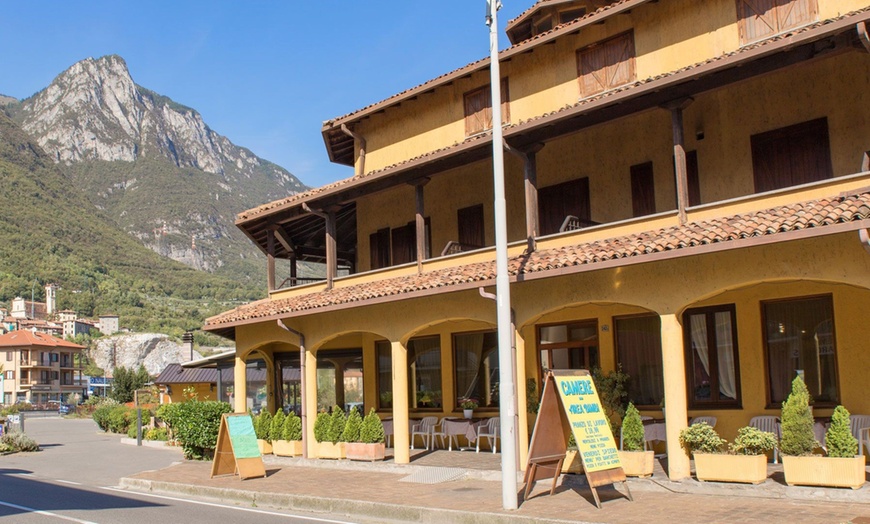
89 333 225 376
6 55 307 281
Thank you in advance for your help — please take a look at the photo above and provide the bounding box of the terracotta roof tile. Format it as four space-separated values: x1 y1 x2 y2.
0 329 85 349
207 190 870 329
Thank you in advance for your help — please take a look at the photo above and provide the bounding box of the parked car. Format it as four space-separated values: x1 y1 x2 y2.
58 404 73 415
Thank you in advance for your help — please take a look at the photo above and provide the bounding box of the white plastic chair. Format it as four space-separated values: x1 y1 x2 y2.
410 416 439 450
748 415 780 463
476 417 500 453
690 416 717 428
849 414 870 456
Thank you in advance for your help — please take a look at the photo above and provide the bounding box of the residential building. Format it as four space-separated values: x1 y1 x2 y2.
202 0 870 480
98 315 120 336
0 330 86 405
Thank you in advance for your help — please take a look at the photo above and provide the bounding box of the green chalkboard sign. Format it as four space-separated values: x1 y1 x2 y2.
227 414 260 459
211 413 265 479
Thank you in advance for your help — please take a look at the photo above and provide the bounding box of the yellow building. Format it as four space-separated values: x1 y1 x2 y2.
0 330 86 405
204 0 870 479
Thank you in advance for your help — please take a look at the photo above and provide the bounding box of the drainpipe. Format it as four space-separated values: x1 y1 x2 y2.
340 124 366 178
277 319 308 459
858 22 870 53
859 228 870 255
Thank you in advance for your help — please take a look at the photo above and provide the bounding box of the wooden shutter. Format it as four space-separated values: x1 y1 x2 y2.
369 227 390 270
578 31 635 98
391 224 415 265
751 118 832 193
539 178 591 235
630 162 655 218
457 204 485 248
737 0 817 45
464 79 510 136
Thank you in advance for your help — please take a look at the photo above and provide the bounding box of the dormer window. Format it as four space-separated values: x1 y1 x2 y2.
463 79 510 137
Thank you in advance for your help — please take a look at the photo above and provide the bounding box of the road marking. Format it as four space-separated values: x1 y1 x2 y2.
101 487 359 523
56 480 82 486
0 499 97 524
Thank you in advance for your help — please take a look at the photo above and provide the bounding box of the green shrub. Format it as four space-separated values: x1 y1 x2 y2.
156 401 231 459
127 425 139 439
342 407 362 443
679 423 726 454
729 426 777 455
256 411 273 442
283 411 302 441
825 405 858 458
93 402 136 434
326 406 346 444
92 400 120 431
270 411 286 442
621 403 645 452
145 427 168 441
360 409 385 444
780 376 817 456
313 410 329 443
591 366 629 432
1 430 39 452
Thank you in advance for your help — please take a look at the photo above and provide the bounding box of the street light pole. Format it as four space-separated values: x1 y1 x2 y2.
486 0 519 510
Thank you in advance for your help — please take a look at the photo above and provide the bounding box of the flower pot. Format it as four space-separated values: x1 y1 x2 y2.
272 439 303 457
693 453 768 484
346 442 386 461
257 439 273 455
316 441 346 460
618 450 654 478
561 449 584 473
782 455 866 489
463 409 473 419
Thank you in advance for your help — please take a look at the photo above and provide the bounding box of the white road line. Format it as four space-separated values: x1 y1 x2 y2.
0 499 97 524
55 480 83 486
100 487 359 524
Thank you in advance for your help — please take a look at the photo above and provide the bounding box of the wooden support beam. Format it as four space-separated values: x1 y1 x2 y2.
412 178 430 273
266 229 276 292
663 98 693 225
302 203 338 290
505 141 544 252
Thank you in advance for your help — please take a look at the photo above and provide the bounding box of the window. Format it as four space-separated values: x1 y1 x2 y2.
5 351 12 361
391 223 416 266
369 228 390 270
615 315 664 407
751 118 832 193
538 320 599 376
457 204 485 249
453 331 499 410
368 220 431 270
4 370 13 380
577 31 636 98
736 0 818 45
630 162 655 218
376 340 392 410
683 305 741 408
464 79 510 136
539 178 591 235
763 295 838 406
559 7 586 24
316 349 364 413
408 336 442 410
50 352 59 362
533 15 553 34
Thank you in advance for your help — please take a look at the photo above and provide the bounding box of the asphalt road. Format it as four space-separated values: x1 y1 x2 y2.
0 417 374 524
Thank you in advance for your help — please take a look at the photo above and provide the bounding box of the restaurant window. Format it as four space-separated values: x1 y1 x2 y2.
751 118 832 193
577 31 636 98
408 336 442 410
464 78 510 136
316 349 364 413
763 295 838 406
376 340 392 410
630 162 655 218
538 320 599 376
275 354 301 415
615 314 664 407
457 204 485 250
453 331 499 410
539 177 591 235
683 305 741 408
736 0 817 45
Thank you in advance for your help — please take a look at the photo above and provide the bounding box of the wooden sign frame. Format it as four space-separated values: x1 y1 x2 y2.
524 370 633 509
211 413 266 480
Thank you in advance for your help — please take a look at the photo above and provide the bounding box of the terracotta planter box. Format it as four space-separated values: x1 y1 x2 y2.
317 441 346 460
272 439 303 457
346 442 386 462
561 449 583 474
257 439 273 455
782 455 866 489
693 453 768 484
618 450 655 478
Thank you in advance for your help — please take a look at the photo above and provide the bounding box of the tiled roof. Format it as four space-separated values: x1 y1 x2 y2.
154 363 299 384
239 8 869 224
207 189 870 329
0 329 85 349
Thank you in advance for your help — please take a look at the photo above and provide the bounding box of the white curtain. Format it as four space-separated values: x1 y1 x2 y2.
715 311 737 400
690 314 710 377
455 333 485 402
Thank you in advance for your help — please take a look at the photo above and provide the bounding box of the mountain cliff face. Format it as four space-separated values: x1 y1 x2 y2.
8 55 306 278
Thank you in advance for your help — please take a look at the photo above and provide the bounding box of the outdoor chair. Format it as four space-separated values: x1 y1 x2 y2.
476 417 500 453
690 416 717 428
410 416 439 450
849 414 870 456
748 415 780 463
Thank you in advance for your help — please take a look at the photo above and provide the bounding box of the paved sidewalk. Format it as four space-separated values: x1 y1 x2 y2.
120 453 870 524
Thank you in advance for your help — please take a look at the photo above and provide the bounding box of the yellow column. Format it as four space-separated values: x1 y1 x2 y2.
305 349 318 458
264 357 275 414
391 340 410 464
660 313 690 480
233 354 247 414
515 329 530 467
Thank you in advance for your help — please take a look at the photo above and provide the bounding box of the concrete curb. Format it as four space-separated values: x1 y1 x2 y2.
119 438 184 451
119 477 597 524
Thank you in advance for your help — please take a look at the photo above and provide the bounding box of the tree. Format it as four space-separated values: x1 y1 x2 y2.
109 365 152 403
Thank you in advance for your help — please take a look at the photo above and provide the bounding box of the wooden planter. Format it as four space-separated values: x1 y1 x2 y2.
782 455 866 489
693 453 768 484
618 450 655 478
316 441 346 460
272 439 303 457
346 442 386 462
257 439 273 455
561 450 583 473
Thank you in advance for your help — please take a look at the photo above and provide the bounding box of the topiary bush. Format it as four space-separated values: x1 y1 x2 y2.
679 422 726 454
270 411 286 442
825 405 858 458
342 407 362 443
621 403 645 452
729 426 777 456
360 408 385 444
1 430 39 452
313 410 329 443
255 411 273 442
326 405 346 444
283 411 302 441
146 427 168 441
780 376 817 456
156 401 231 459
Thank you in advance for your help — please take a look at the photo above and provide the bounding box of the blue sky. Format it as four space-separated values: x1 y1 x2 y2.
2 1 529 188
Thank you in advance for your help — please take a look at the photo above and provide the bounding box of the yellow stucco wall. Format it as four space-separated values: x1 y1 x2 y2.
162 383 215 404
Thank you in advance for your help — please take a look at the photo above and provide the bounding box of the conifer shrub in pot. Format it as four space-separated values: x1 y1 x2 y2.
254 411 273 454
346 408 386 461
681 422 772 484
617 403 654 477
274 410 303 457
316 406 347 459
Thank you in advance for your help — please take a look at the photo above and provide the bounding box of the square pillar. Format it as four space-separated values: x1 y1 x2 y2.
391 340 410 464
233 355 247 414
660 313 690 480
305 349 318 458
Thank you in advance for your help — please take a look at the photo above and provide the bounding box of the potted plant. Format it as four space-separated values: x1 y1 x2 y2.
315 405 346 459
254 411 273 454
273 410 303 457
346 408 386 461
618 403 654 477
460 398 478 419
680 421 775 484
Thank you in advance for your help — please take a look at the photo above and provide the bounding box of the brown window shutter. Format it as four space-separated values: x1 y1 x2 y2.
464 88 489 136
500 78 510 125
737 0 817 45
539 178 591 235
686 150 701 207
577 31 635 98
457 204 485 248
578 44 607 97
369 227 390 270
750 117 832 193
630 162 655 218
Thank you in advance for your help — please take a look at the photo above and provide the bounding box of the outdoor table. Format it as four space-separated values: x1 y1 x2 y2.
440 417 487 451
643 418 667 445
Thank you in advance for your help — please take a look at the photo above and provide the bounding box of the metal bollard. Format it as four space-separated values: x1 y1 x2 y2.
137 409 142 446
